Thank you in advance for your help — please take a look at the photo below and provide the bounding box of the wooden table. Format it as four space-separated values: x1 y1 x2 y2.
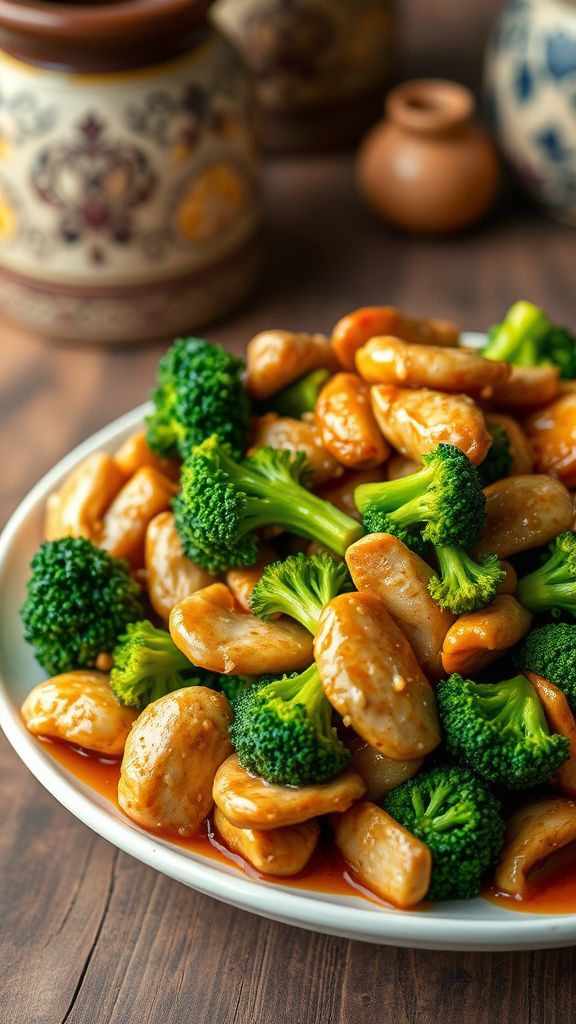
3 2 576 1020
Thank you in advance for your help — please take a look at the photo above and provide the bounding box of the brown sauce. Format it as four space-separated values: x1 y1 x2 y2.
36 736 576 914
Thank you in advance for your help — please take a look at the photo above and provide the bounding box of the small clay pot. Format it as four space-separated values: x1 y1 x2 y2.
356 79 500 234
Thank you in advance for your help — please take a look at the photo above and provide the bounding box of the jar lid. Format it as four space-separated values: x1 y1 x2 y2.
0 0 213 71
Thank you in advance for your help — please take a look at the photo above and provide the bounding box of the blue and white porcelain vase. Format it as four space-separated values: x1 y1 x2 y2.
486 0 576 223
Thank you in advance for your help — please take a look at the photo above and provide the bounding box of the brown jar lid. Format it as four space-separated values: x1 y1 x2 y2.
0 0 213 71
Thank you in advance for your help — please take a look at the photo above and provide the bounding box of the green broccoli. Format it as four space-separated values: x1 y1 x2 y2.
517 532 576 616
146 337 250 460
383 765 505 901
436 673 569 789
478 423 512 487
428 547 504 615
173 435 364 573
482 300 576 379
354 443 485 550
110 619 210 709
230 663 349 786
21 537 144 676
250 551 351 634
265 368 330 418
216 674 263 704
513 623 576 712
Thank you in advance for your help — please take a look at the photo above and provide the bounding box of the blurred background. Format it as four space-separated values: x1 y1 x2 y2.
1 0 575 524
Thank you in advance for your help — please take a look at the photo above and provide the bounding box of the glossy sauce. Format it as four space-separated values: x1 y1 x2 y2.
36 737 576 913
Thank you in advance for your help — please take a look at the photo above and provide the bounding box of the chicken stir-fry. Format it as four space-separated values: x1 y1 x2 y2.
19 301 576 911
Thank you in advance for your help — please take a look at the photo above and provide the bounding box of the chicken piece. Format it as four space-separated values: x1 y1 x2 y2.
346 738 423 802
314 592 441 759
21 671 137 757
118 687 232 836
213 808 320 876
331 306 459 371
489 365 560 411
497 560 518 595
170 588 313 675
44 452 125 543
494 797 576 897
317 467 385 521
250 413 341 486
386 454 422 480
346 533 455 681
441 596 533 676
213 754 365 829
101 466 177 567
332 802 431 908
485 413 534 476
473 475 573 558
523 391 576 488
246 330 338 400
114 431 180 482
226 545 278 612
356 336 510 397
527 673 576 798
370 384 492 465
145 512 213 621
314 373 389 469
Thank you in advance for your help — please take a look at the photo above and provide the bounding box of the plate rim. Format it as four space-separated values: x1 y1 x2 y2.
2 339 576 950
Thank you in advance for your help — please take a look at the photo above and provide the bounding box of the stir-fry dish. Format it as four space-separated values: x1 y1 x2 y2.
19 300 576 909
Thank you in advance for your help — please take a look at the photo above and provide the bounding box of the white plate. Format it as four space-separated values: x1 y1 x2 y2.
2 335 576 951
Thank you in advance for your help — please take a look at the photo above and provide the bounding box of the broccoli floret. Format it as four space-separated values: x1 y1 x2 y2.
514 623 576 712
265 368 331 419
110 619 207 709
250 552 351 634
216 674 264 704
478 423 512 487
354 444 485 549
21 537 144 676
428 546 504 615
230 663 349 786
517 532 576 616
173 435 364 573
436 673 569 789
146 337 250 460
383 765 505 901
482 301 576 379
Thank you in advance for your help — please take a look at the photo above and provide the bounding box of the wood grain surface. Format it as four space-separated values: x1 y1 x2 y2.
3 1 576 1020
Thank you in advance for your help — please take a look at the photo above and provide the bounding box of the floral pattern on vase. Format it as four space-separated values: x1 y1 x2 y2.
485 0 576 222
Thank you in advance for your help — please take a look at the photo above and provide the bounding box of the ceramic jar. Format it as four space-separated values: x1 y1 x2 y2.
0 0 262 345
485 0 576 223
356 80 500 234
212 0 396 151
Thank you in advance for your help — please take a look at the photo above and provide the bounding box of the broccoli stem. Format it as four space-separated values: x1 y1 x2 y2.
239 487 364 556
517 550 574 613
355 460 436 517
483 301 549 363
268 369 331 418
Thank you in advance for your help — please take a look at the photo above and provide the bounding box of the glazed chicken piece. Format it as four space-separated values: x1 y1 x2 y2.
170 586 313 675
473 475 573 558
494 797 576 897
485 413 534 476
314 592 441 760
118 687 233 836
226 545 278 612
314 372 390 469
346 533 455 681
370 384 492 465
246 330 338 400
44 452 125 543
213 808 320 877
356 336 510 397
145 511 213 621
527 673 576 799
332 801 432 908
523 390 576 488
21 671 137 757
317 467 385 521
488 364 560 411
250 413 342 486
346 738 423 803
213 754 366 830
331 306 459 371
441 596 533 676
114 431 180 482
101 465 177 567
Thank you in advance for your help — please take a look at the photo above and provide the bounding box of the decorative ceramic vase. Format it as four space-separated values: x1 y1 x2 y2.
356 79 501 235
212 0 396 151
485 0 576 224
0 0 262 345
